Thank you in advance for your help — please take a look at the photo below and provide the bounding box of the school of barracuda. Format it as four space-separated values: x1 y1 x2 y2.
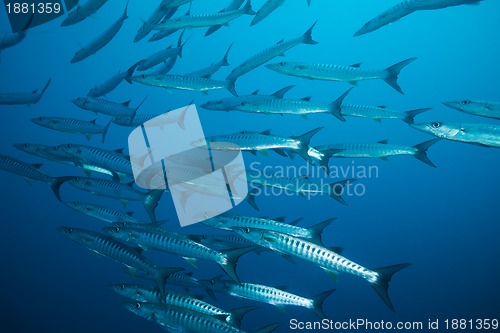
0 0 497 332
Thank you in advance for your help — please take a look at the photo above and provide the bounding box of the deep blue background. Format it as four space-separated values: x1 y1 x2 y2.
1 1 499 332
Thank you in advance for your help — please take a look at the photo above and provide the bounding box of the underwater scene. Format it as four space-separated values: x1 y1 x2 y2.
1 0 499 332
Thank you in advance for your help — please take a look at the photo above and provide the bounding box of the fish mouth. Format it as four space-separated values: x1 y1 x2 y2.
442 101 460 111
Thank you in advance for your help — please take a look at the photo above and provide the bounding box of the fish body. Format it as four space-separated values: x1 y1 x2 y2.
442 100 500 120
341 104 431 124
226 23 317 95
104 224 251 283
132 73 228 93
234 228 410 312
87 61 140 97
57 227 181 299
0 78 51 105
64 201 142 224
61 0 108 26
205 127 323 163
154 0 255 32
315 139 440 168
72 96 144 119
251 0 286 26
71 4 128 63
134 1 178 42
0 31 26 52
201 85 295 111
0 154 71 200
411 122 500 148
187 44 232 78
354 0 483 36
137 32 185 71
66 177 163 222
266 58 417 94
205 0 246 36
31 117 111 143
13 143 74 165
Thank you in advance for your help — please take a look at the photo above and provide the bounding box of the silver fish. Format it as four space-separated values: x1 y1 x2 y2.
411 122 500 148
266 58 417 94
61 0 109 26
442 100 500 120
251 0 286 26
187 44 232 78
134 1 178 42
132 73 228 93
234 227 410 312
71 4 128 63
226 22 317 96
0 78 51 105
64 201 142 224
57 226 182 300
31 117 111 143
0 154 73 201
137 31 185 71
72 96 146 120
205 0 246 36
354 0 483 37
87 61 140 98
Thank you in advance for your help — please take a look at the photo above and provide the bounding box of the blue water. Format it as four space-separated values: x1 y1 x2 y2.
1 1 499 332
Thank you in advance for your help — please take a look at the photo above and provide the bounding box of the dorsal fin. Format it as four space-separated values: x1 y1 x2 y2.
91 119 97 124
125 211 134 216
378 105 387 109
260 129 272 135
350 62 362 68
300 96 312 101
122 100 132 107
377 140 389 144
31 163 43 169
276 39 284 45
251 90 259 95
114 148 125 154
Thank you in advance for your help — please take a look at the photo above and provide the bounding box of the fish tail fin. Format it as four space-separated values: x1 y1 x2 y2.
132 96 147 124
37 78 52 101
302 21 319 45
311 289 335 319
371 263 411 312
316 148 343 173
244 0 256 15
413 138 440 167
156 267 183 302
307 0 311 6
143 189 164 223
125 61 141 84
383 57 417 94
221 43 233 66
101 120 112 144
123 1 129 18
254 323 280 333
246 187 259 210
328 178 356 205
401 107 431 125
50 176 74 201
329 88 352 122
219 246 255 284
205 25 222 37
178 30 188 58
226 76 238 96
308 217 336 246
291 127 323 163
227 306 256 328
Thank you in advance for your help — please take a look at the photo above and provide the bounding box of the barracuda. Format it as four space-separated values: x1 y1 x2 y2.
266 58 417 94
125 303 279 333
110 284 253 327
31 117 111 143
87 61 140 98
234 228 410 312
230 88 348 121
64 201 142 224
203 214 334 245
154 0 256 33
226 22 317 96
137 31 186 71
71 4 128 63
204 127 323 163
187 44 232 78
205 0 245 36
13 143 75 166
0 154 73 201
200 278 334 319
251 0 286 26
57 227 182 300
354 0 483 37
61 0 108 26
104 225 253 283
443 100 500 120
411 122 500 148
201 85 295 111
64 177 163 223
55 144 132 181
0 78 51 105
247 171 356 205
134 0 178 43
132 73 228 93
72 96 146 121
314 139 441 170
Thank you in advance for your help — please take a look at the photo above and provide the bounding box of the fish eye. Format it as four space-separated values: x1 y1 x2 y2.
461 100 470 105
119 285 125 290
210 279 215 284
115 227 120 232
74 177 79 181
135 303 141 309
24 144 29 147
431 122 441 128
244 228 250 233
39 117 44 120
67 228 73 233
